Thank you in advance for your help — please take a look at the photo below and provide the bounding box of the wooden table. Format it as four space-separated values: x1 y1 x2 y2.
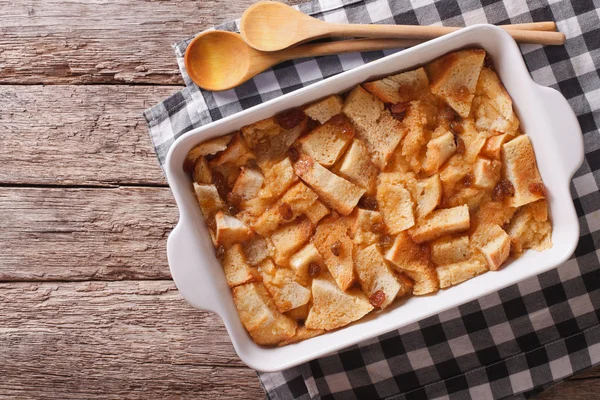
0 0 597 398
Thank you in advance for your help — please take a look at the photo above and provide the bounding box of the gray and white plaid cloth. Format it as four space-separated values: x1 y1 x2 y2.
144 0 600 398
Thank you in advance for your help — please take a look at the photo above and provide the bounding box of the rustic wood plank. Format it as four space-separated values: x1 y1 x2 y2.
0 85 181 186
1 187 178 281
566 364 600 379
534 377 600 399
0 280 264 399
0 0 300 85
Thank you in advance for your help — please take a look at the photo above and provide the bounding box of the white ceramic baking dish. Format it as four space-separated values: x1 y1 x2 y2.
164 25 584 372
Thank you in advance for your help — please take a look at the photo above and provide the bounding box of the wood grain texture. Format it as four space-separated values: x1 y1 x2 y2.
0 0 300 85
534 377 600 399
0 281 263 399
1 187 178 281
0 85 179 186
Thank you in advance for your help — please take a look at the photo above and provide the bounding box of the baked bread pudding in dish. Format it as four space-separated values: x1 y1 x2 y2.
184 48 552 347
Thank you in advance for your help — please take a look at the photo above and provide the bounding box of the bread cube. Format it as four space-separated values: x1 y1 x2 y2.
193 183 225 219
431 235 470 265
502 135 545 207
269 218 312 265
259 157 297 201
436 256 488 288
414 174 442 219
313 216 356 291
473 157 501 189
294 155 365 216
305 273 373 330
377 183 415 234
355 244 405 309
425 49 485 118
242 235 271 266
289 242 324 285
351 208 383 247
335 139 378 196
472 68 519 134
363 67 430 104
212 133 255 167
342 86 406 169
304 95 343 124
232 282 297 345
284 303 311 321
460 119 488 164
193 156 212 184
215 211 253 245
296 114 354 166
478 225 511 270
481 133 514 160
210 162 241 188
278 326 325 346
258 259 311 313
231 168 264 202
184 134 233 170
507 200 552 256
409 205 470 243
423 131 457 174
400 101 437 173
304 200 330 225
242 115 308 164
223 244 259 288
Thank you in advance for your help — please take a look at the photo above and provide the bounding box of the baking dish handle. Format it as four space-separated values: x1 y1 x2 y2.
167 222 222 315
536 85 584 179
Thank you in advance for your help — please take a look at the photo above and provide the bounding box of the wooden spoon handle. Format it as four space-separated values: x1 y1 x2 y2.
501 21 556 31
326 23 565 45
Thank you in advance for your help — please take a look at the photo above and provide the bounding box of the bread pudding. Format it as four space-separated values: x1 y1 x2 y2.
184 49 552 346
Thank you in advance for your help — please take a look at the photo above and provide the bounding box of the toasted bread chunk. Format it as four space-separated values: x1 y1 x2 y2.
473 158 501 189
212 133 255 167
296 114 354 166
241 116 308 164
193 156 212 184
260 157 297 201
473 68 519 133
423 131 457 175
305 273 373 330
193 183 225 219
294 155 365 215
351 208 384 247
377 183 415 234
270 218 312 265
258 259 311 313
409 205 470 243
184 134 233 169
285 303 311 321
211 162 241 188
242 236 271 266
436 255 488 288
431 235 470 265
425 49 485 118
400 101 438 173
460 119 488 164
231 168 264 202
223 244 259 288
342 86 405 169
304 200 330 225
278 326 325 346
336 139 379 196
364 68 430 104
253 182 319 236
414 175 442 219
502 135 545 207
215 211 253 245
507 200 552 256
304 95 344 124
355 244 404 309
384 232 438 295
313 216 356 291
478 225 511 270
481 133 514 160
232 282 297 345
289 242 324 285
470 201 516 236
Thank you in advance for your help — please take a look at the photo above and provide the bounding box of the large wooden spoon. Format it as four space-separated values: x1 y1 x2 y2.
184 30 421 91
240 1 564 52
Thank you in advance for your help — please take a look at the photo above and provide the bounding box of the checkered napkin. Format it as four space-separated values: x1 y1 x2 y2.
144 0 600 398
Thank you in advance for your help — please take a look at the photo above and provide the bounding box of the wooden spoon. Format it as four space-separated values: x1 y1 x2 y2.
240 1 564 52
184 30 421 91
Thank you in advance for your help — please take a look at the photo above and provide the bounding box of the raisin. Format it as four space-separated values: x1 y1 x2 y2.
369 290 386 308
206 217 216 231
379 235 393 249
227 205 239 215
358 196 378 211
454 134 466 155
288 146 300 162
455 85 469 100
372 222 385 233
227 192 242 207
463 173 474 188
215 245 225 260
330 241 341 256
529 182 546 196
275 108 305 130
212 171 229 199
484 54 495 71
440 106 457 122
390 102 409 121
308 263 321 278
247 158 259 169
278 202 293 220
493 179 515 201
450 121 464 134
183 158 195 173
329 114 354 135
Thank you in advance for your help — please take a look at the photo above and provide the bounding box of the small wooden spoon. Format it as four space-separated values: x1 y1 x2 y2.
240 1 564 52
185 30 421 91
